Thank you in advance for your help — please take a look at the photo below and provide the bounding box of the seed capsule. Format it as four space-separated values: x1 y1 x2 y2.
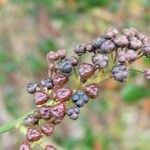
112 64 128 82
47 51 59 61
38 106 52 119
58 59 73 73
129 37 142 50
73 44 86 56
51 103 66 119
114 35 129 47
41 78 54 89
100 40 115 53
117 51 126 63
85 42 95 52
71 90 89 107
92 37 105 49
70 56 79 66
53 73 68 87
34 91 49 105
45 145 57 150
26 127 42 142
143 42 150 57
103 27 119 39
26 83 38 94
24 114 39 126
84 84 99 99
41 123 54 136
67 107 80 120
57 49 66 59
54 87 73 102
144 69 150 80
123 28 136 38
92 54 109 68
19 143 31 150
78 63 95 82
125 49 138 62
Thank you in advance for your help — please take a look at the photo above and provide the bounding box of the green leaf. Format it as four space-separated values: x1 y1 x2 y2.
26 53 46 72
122 84 150 103
39 38 57 54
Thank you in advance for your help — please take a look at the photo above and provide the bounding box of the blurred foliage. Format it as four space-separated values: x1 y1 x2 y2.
122 84 150 103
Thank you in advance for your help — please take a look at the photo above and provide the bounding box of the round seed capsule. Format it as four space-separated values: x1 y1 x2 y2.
26 127 42 142
34 91 49 105
26 83 38 94
41 123 54 136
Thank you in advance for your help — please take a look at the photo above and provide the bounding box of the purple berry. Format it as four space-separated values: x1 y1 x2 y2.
67 107 80 120
71 90 89 107
92 54 109 68
41 78 54 89
100 40 115 53
58 59 73 73
112 64 128 82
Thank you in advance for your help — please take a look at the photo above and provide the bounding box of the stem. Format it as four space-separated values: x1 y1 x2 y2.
0 112 29 134
129 69 144 74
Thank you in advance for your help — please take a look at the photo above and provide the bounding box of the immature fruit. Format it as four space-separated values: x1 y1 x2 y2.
26 127 42 142
53 73 68 87
34 91 49 105
24 114 39 126
57 49 66 59
19 143 31 150
45 145 57 150
114 35 129 47
66 107 80 120
143 43 150 57
71 56 79 66
129 37 142 50
84 84 99 98
117 51 126 63
92 54 109 68
123 28 136 38
136 33 146 41
100 40 115 53
38 106 52 119
86 42 95 52
47 51 59 61
73 44 86 56
26 83 38 94
58 59 73 73
92 37 105 49
78 63 95 81
54 87 72 102
51 103 66 119
41 123 54 136
71 90 89 107
33 109 42 119
144 69 150 80
41 78 54 89
125 49 138 62
103 27 119 39
112 64 128 82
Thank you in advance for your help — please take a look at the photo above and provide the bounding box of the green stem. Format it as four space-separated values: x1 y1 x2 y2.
0 113 28 134
129 69 144 74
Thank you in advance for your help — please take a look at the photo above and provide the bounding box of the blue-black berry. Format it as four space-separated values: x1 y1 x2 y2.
66 107 80 120
27 82 39 94
112 64 128 82
58 59 73 74
41 78 54 89
71 90 89 107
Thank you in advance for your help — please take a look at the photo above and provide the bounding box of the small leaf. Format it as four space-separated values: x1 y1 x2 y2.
122 84 150 103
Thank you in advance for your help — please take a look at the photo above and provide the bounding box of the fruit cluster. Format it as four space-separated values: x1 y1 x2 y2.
20 27 150 150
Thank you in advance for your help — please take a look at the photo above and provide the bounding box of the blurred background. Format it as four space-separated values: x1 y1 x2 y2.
0 0 150 150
